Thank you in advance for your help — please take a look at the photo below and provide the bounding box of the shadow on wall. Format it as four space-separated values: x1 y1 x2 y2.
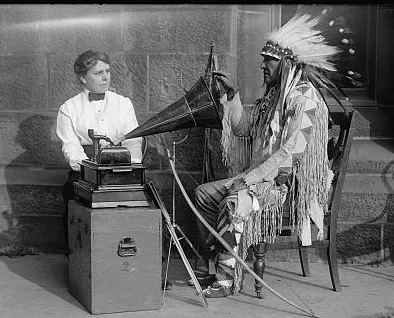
0 119 77 310
1 114 65 256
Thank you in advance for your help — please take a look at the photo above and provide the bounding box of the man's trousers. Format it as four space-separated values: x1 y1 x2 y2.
195 177 243 287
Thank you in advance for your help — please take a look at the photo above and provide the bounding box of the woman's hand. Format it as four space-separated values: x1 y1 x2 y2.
213 70 237 101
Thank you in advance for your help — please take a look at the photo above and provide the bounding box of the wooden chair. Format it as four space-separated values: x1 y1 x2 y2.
252 109 356 298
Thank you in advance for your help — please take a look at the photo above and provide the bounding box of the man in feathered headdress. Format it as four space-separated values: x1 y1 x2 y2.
194 9 343 298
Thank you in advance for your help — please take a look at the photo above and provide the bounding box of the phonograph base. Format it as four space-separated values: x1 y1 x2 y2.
74 180 150 208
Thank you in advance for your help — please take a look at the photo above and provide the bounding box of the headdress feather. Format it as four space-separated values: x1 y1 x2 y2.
262 12 341 72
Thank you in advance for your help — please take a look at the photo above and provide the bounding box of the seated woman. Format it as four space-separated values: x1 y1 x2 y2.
56 49 172 291
56 50 142 252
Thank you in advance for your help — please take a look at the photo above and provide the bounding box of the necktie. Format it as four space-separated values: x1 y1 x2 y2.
88 92 105 102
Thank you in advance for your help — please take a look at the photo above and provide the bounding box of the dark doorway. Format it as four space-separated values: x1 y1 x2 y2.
376 5 394 103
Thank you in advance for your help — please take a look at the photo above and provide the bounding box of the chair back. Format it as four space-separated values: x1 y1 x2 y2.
326 109 355 238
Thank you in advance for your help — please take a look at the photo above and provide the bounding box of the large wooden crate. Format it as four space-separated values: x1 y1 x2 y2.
68 199 162 314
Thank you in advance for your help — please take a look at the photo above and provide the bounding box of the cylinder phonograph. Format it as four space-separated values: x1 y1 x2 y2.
73 129 150 208
73 45 223 209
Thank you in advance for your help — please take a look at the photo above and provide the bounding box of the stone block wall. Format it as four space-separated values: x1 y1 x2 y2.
336 106 394 265
1 4 391 266
0 4 279 255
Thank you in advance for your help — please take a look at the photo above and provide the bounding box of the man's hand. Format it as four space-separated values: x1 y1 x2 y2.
213 70 237 101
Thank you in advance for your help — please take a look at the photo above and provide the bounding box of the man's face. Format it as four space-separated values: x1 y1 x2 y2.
80 60 111 93
261 56 280 85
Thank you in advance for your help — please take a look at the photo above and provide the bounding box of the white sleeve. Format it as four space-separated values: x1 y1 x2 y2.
56 103 88 171
119 98 142 163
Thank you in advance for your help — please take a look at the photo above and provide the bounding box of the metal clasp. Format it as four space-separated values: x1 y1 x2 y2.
117 237 137 257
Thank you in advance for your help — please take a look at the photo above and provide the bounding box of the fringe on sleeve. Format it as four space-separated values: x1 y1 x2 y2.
220 96 253 177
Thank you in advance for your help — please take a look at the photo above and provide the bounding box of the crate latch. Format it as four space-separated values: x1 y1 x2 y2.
117 237 137 257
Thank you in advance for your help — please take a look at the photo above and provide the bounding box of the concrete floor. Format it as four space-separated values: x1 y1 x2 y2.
0 254 393 318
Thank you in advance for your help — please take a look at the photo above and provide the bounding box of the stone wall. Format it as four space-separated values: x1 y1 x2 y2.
0 4 279 254
337 105 394 265
1 4 392 266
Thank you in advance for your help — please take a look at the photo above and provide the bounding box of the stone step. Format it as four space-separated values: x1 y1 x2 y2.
0 168 200 255
0 165 392 260
352 106 394 138
342 172 394 195
339 191 393 223
0 183 64 254
0 165 68 186
347 138 394 174
339 173 394 223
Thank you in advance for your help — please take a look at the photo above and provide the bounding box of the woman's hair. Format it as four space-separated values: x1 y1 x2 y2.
73 50 110 80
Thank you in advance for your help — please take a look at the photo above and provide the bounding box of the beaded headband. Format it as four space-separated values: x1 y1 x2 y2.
260 41 294 61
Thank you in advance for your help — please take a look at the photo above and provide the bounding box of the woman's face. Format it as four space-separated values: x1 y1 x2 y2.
80 60 111 93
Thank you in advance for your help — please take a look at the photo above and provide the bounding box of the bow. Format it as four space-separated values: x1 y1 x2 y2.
168 151 318 317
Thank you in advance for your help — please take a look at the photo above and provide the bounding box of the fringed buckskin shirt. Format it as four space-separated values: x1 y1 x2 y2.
221 79 330 284
230 82 328 187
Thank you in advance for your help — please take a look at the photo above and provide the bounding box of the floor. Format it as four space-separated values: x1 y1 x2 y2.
0 254 393 318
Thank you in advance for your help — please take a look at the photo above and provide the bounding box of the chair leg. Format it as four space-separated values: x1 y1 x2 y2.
253 243 267 299
327 242 341 291
298 246 310 277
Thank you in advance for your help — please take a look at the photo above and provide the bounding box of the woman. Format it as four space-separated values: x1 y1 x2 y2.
56 50 142 253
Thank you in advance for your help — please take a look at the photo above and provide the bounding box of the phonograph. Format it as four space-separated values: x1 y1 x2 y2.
73 129 150 208
73 45 223 209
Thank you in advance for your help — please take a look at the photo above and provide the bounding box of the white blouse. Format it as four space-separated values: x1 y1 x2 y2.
56 89 142 171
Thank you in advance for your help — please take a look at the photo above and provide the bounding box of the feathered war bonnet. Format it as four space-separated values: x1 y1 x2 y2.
260 7 353 107
262 11 340 70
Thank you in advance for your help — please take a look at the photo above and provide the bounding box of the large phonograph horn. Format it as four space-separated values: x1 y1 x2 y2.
123 76 223 140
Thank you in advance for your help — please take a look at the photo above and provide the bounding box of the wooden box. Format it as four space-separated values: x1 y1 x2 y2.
68 199 162 314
